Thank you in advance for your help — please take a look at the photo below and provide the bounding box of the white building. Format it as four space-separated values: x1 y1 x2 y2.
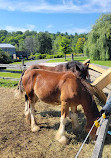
0 43 16 58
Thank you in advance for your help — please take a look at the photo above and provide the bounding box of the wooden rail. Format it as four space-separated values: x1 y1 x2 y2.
89 64 106 74
0 64 27 70
91 93 111 158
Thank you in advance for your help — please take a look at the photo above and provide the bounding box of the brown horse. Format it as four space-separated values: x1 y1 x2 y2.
18 61 89 93
20 69 99 144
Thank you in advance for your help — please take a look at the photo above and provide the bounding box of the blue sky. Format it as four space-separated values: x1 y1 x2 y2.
0 0 110 34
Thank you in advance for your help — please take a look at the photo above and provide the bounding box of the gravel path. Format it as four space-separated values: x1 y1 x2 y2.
25 59 67 67
25 59 51 66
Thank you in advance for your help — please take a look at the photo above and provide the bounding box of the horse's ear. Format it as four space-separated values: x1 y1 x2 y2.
65 63 69 70
84 63 89 67
76 65 81 72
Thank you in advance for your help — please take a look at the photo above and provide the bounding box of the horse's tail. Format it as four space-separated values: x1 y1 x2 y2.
14 69 26 97
18 69 26 93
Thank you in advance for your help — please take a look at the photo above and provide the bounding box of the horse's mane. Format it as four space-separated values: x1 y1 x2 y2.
65 61 86 70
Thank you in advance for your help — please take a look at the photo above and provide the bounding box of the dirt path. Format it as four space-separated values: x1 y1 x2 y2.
0 87 111 158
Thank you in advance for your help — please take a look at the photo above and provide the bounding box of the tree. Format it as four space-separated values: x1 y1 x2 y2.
52 35 62 55
23 37 34 56
38 32 52 54
0 30 8 36
84 13 111 60
75 38 85 54
60 36 72 60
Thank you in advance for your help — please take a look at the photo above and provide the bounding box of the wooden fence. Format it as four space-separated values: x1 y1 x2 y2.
85 60 111 158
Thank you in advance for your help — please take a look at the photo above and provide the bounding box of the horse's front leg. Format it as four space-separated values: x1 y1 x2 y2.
55 101 69 144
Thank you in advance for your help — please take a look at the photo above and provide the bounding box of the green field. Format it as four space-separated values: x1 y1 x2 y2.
0 72 21 78
47 57 111 67
0 79 18 87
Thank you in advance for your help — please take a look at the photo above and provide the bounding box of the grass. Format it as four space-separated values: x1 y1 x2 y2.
0 79 18 87
0 72 21 78
47 56 88 63
7 69 21 71
47 57 111 67
90 60 111 67
11 60 33 65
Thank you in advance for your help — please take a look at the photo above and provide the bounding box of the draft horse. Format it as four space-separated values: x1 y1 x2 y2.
20 69 99 144
25 61 89 79
18 61 89 93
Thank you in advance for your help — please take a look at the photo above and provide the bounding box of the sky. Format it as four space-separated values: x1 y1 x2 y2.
0 0 111 34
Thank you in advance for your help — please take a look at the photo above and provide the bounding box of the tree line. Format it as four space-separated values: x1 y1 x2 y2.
84 13 111 60
0 30 87 59
0 13 111 62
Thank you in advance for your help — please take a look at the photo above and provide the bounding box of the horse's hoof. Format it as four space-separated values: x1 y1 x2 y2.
58 136 68 144
31 126 40 132
55 135 68 144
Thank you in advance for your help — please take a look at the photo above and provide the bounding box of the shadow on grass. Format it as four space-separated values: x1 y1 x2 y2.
38 110 90 143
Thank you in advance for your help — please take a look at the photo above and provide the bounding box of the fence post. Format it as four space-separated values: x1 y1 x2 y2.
22 59 24 67
91 93 111 158
71 53 74 61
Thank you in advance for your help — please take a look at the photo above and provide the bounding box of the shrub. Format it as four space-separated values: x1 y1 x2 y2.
0 50 12 64
29 53 64 60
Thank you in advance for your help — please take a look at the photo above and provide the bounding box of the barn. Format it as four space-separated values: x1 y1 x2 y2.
0 43 16 58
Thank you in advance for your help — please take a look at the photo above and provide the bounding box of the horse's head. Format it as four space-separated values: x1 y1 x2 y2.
85 92 100 139
65 61 90 80
76 63 90 80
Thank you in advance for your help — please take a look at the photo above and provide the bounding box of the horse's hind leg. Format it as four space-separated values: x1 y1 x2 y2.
70 106 79 130
55 101 69 144
29 102 40 132
24 94 40 132
24 94 31 124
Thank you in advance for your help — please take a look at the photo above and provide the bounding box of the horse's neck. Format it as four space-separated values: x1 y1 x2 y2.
81 91 99 122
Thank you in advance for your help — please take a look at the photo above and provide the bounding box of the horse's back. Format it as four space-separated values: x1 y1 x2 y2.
22 69 79 103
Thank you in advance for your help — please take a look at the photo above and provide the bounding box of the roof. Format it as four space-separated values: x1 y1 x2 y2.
0 43 15 48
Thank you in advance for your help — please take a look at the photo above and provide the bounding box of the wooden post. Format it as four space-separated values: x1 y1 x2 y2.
22 59 24 67
92 68 111 90
91 93 111 158
71 54 74 61
82 59 90 64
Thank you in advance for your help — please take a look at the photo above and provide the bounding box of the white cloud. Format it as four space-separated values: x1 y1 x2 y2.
0 24 36 32
46 24 53 29
0 0 111 13
63 27 91 34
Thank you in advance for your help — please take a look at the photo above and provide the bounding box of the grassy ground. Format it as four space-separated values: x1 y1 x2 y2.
0 72 20 87
11 60 33 65
0 79 18 87
0 72 21 78
47 57 111 67
47 56 88 63
10 56 111 67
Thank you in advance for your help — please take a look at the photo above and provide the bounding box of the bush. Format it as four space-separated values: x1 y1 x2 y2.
0 50 12 64
53 53 64 58
29 53 64 60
